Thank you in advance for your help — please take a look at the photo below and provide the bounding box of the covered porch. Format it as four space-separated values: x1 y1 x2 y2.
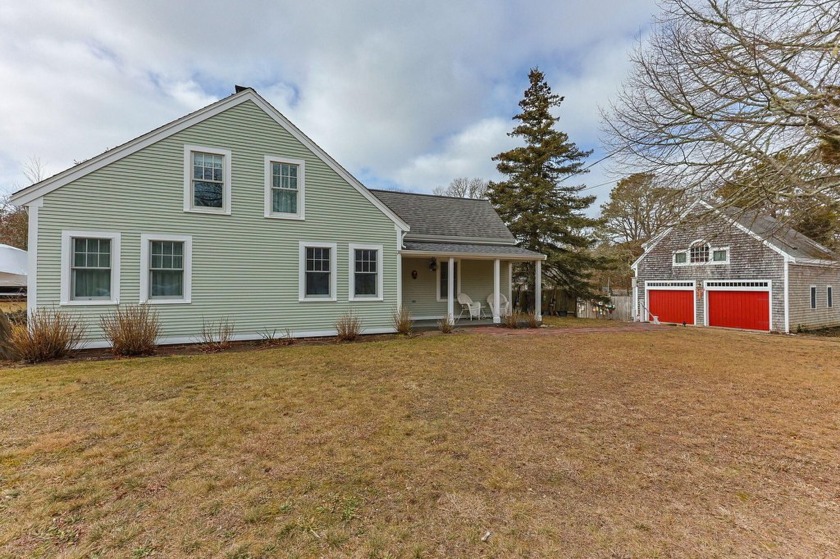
398 242 546 324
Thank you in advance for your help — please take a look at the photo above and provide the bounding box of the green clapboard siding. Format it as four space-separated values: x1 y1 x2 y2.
401 257 511 318
36 100 400 343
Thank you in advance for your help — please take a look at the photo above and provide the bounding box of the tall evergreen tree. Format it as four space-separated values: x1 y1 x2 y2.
487 68 603 305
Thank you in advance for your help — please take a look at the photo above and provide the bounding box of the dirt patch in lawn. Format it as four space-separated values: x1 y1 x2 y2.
1 328 839 557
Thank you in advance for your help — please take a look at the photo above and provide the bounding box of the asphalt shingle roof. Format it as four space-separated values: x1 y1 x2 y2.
370 190 515 242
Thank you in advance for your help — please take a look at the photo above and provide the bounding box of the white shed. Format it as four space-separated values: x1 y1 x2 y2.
0 244 27 289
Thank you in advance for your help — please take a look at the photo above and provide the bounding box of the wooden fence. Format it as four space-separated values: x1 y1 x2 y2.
575 295 633 321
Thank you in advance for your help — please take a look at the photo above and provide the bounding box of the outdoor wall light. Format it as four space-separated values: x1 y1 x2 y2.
429 258 437 272
411 270 418 279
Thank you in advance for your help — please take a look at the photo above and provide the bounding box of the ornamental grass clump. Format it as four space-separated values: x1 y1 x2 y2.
100 304 161 356
502 311 521 329
3 308 85 363
336 312 363 342
199 317 235 351
437 317 454 334
392 307 413 336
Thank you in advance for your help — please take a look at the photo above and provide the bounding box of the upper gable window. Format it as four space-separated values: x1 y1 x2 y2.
184 145 232 215
690 243 710 264
264 156 305 220
712 248 728 263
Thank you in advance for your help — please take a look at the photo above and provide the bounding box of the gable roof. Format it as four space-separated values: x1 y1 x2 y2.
9 88 409 231
633 199 837 269
370 190 515 244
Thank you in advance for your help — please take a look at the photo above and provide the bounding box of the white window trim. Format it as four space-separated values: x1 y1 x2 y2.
299 241 337 302
183 145 232 215
264 155 305 220
436 258 462 302
810 285 817 309
348 243 383 301
139 234 193 304
60 230 121 306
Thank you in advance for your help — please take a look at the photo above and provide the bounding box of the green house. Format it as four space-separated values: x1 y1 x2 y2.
11 87 545 347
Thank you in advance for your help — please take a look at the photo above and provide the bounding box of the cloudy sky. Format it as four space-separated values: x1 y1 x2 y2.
0 0 658 210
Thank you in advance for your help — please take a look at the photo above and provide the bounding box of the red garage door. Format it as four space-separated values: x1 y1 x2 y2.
707 290 770 331
648 290 695 325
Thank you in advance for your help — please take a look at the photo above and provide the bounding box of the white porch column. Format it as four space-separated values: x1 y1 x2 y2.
447 257 455 322
535 259 542 321
493 259 501 324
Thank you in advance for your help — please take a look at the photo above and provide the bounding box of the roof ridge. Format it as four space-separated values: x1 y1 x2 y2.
369 188 490 203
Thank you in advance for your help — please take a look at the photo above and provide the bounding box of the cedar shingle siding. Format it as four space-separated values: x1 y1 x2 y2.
635 206 785 331
634 203 840 332
788 264 840 331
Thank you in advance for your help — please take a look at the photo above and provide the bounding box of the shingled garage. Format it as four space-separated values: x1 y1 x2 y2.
632 201 840 333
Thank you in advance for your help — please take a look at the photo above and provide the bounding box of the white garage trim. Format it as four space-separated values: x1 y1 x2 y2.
703 279 772 331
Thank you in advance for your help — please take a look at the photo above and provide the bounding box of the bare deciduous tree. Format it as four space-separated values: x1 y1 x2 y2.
432 177 488 199
603 0 840 212
1 156 46 249
599 173 688 245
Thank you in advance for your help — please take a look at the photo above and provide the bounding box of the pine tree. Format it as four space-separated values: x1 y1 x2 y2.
487 68 604 305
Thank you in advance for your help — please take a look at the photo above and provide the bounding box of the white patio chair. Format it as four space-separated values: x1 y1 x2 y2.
486 293 512 317
457 293 482 321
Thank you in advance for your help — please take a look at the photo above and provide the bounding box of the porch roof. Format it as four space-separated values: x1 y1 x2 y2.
402 241 545 260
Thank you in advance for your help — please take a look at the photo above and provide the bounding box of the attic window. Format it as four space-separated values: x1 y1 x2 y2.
184 145 232 215
690 243 710 263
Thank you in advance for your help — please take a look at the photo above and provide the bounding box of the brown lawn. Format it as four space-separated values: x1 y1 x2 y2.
1 326 839 558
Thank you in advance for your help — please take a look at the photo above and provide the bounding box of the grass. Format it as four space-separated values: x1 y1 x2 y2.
1 327 839 557
542 315 630 328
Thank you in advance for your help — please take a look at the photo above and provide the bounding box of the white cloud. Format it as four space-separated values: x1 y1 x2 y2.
0 0 658 205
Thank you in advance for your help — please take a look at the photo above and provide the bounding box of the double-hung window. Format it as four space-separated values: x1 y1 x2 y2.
810 286 817 309
299 242 336 301
265 156 305 219
140 234 192 304
61 231 121 304
828 286 833 308
349 244 382 300
184 145 232 214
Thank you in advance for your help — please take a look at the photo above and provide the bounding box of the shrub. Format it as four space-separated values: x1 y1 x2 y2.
437 317 454 334
502 312 521 329
3 308 85 363
392 307 413 336
259 327 295 346
100 304 160 356
199 317 235 351
525 312 541 328
336 312 363 342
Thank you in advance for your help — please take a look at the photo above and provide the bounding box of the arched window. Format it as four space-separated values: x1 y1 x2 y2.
689 240 710 264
